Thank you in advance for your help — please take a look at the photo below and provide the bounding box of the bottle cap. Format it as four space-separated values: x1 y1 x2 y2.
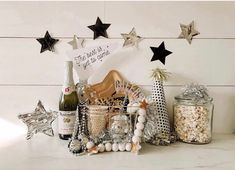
65 61 73 68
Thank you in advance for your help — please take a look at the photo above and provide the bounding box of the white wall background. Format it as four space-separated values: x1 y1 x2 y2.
0 1 235 134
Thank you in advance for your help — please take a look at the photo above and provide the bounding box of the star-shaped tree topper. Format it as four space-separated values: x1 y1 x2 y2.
18 100 57 140
178 21 200 44
88 17 111 40
121 28 142 48
68 35 84 50
150 42 172 65
36 31 59 53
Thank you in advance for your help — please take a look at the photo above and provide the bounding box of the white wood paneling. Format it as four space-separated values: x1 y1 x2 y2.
105 1 235 38
0 38 235 85
0 38 68 85
0 86 60 128
90 39 235 86
0 2 235 38
0 1 104 37
0 1 234 133
1 86 234 133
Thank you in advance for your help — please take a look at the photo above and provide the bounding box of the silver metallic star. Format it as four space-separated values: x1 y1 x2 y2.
68 35 84 50
18 100 57 140
178 21 200 44
121 28 142 48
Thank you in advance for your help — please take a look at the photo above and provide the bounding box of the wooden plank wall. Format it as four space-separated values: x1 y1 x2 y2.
1 1 235 133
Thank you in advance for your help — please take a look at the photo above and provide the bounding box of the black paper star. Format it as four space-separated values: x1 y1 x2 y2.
150 42 172 65
36 31 59 53
88 17 111 40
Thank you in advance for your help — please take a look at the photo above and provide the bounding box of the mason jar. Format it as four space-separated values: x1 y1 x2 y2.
87 105 109 138
174 95 214 144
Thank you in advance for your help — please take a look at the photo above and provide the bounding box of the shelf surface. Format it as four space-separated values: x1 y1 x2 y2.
0 134 234 170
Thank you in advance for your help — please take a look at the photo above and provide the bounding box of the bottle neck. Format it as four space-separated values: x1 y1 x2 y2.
64 64 75 87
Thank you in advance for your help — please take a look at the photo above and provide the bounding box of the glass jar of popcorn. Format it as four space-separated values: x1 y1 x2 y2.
173 84 214 144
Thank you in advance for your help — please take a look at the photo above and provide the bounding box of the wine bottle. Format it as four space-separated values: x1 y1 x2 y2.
58 61 78 140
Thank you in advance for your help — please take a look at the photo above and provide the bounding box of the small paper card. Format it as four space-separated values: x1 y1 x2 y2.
67 42 119 81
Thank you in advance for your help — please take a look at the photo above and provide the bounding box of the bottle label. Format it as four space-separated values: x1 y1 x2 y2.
62 85 76 95
58 111 76 135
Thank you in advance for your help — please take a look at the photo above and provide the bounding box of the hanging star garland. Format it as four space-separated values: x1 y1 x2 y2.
68 35 84 50
121 28 142 48
178 21 200 44
18 100 57 140
88 17 111 40
36 31 59 53
150 42 172 65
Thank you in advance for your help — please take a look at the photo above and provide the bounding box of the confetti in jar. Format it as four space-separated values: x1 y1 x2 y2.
173 84 214 144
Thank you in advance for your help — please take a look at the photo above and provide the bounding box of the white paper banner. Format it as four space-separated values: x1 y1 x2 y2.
67 42 119 81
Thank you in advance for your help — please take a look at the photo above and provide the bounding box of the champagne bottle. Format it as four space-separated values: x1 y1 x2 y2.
58 61 78 140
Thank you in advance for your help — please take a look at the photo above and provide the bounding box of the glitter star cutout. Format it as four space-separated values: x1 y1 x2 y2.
88 17 111 40
150 42 172 65
121 28 142 47
68 35 84 50
131 143 142 154
18 100 57 140
178 21 200 44
36 31 59 53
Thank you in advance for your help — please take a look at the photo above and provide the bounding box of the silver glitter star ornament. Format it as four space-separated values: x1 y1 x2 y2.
121 28 143 48
18 100 57 140
179 21 200 44
68 35 84 50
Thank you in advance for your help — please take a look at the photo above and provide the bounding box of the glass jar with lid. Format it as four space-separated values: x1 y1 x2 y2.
173 84 214 144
